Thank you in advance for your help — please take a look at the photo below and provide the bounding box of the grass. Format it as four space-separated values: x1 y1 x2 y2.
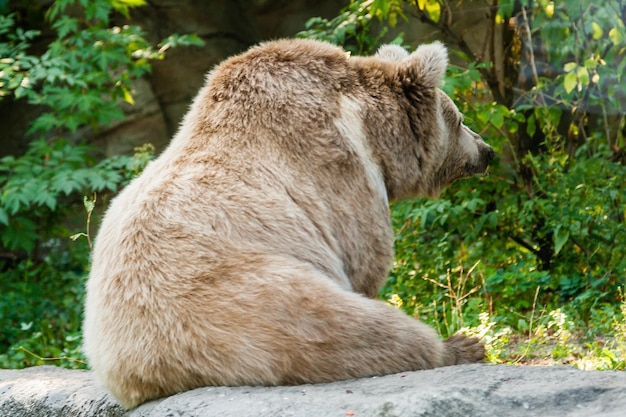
396 266 626 370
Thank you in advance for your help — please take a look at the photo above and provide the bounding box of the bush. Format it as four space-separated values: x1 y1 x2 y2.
0 0 201 368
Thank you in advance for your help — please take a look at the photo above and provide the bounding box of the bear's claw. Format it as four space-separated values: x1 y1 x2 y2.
443 334 486 365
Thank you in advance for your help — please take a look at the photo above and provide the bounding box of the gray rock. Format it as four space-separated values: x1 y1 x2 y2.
0 366 124 417
1 364 625 417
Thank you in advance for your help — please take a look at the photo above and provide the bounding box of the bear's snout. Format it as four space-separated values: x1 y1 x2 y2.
464 144 495 176
478 144 496 173
486 146 495 161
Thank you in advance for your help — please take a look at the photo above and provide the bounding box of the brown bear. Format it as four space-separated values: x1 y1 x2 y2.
83 38 494 409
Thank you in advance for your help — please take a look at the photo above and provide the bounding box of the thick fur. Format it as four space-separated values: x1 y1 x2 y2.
83 39 494 409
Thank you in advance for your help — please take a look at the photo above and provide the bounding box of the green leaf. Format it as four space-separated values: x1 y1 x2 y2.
70 232 87 241
0 216 37 252
526 113 536 137
553 226 570 256
498 0 514 20
583 58 596 69
52 16 78 39
111 0 147 9
83 195 95 213
576 67 589 87
0 206 8 225
51 173 79 195
609 27 624 46
85 1 111 23
591 22 603 40
425 0 441 22
563 62 577 72
372 0 390 20
38 192 57 211
122 86 135 105
2 188 24 215
491 111 504 128
563 71 577 93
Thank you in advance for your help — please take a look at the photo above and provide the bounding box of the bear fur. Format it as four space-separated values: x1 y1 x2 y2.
83 39 494 409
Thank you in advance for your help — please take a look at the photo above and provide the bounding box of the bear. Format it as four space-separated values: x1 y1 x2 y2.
83 38 494 409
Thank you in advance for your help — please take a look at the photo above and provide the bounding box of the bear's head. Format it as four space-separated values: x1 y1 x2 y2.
356 42 495 200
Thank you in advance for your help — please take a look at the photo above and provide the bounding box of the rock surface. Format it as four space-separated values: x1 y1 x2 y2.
1 364 625 417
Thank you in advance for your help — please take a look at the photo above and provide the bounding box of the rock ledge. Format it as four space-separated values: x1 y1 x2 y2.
1 364 625 416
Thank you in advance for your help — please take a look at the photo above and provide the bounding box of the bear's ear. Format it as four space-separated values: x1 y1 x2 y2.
375 44 409 62
400 41 448 88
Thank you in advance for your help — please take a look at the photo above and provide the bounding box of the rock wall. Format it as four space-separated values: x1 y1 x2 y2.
1 364 625 417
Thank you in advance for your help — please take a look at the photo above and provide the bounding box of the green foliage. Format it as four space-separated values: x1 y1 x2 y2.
0 248 89 369
0 0 200 368
0 14 39 98
0 143 155 368
0 141 154 252
297 0 406 55
526 0 626 145
2 2 202 130
0 0 202 254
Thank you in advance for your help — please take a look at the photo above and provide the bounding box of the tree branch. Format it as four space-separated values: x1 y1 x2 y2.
519 5 539 88
507 234 539 256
